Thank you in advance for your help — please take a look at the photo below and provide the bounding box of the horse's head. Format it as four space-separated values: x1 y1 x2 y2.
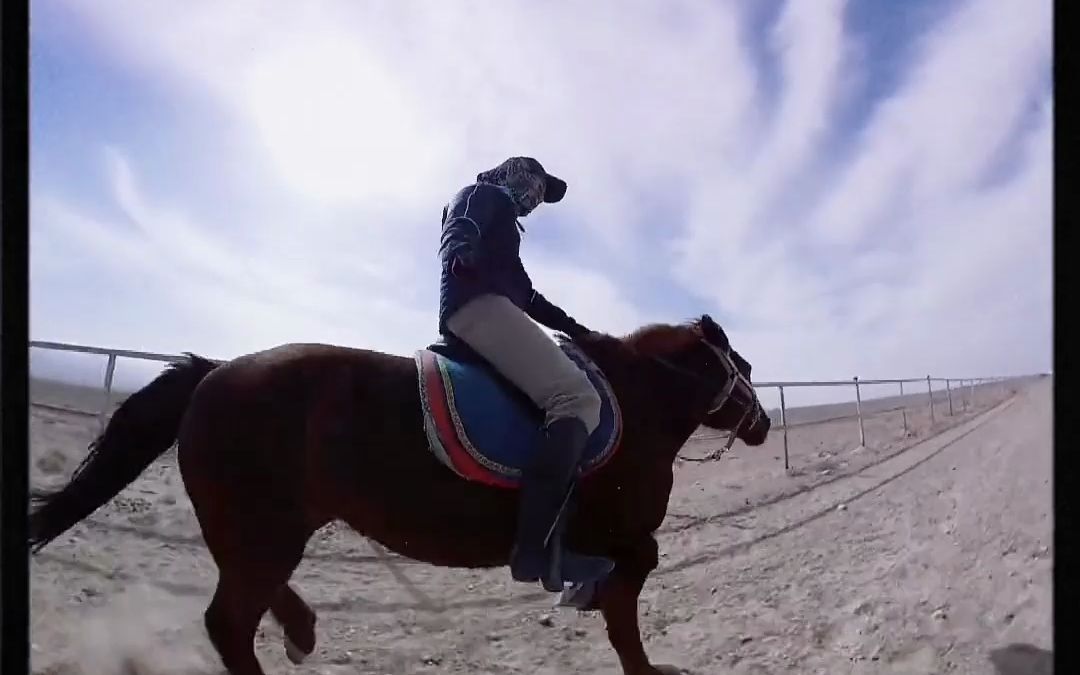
692 315 770 446
623 315 771 446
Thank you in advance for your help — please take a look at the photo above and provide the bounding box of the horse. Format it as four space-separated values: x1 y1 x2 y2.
28 314 770 675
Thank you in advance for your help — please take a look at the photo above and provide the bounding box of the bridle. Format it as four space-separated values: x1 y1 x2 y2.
654 338 763 455
702 341 763 453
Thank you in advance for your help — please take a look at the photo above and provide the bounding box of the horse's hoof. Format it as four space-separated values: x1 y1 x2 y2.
652 665 689 675
284 635 310 665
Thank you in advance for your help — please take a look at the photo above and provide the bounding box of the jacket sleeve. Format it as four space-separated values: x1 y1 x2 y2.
527 289 590 337
441 211 479 267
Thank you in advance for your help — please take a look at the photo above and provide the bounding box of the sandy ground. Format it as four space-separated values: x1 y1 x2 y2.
28 377 1051 675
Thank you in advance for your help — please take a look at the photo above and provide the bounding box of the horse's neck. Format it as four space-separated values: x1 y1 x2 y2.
592 348 711 465
658 419 707 464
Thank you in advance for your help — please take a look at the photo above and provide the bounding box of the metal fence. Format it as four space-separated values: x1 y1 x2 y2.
750 374 1015 470
29 340 1021 471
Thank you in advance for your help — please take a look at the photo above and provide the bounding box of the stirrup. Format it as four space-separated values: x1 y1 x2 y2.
540 498 613 592
542 541 613 592
555 581 599 609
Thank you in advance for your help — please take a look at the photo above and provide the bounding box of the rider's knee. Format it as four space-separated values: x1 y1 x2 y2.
579 386 602 432
550 376 601 434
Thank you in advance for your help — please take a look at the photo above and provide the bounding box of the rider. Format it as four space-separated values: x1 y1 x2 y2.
438 156 614 590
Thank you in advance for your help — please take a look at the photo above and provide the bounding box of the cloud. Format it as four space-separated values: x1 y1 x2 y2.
31 0 1052 400
808 0 1050 248
34 147 435 358
667 0 1051 381
757 0 852 181
524 257 650 337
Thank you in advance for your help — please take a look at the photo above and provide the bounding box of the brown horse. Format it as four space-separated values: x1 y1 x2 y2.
29 314 770 675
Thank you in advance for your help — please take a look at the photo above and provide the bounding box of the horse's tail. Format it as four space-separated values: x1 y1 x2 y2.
29 353 219 552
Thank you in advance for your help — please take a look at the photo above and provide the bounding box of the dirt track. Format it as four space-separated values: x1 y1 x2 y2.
29 379 1051 675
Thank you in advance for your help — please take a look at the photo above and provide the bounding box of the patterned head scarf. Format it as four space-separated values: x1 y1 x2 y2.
476 156 567 217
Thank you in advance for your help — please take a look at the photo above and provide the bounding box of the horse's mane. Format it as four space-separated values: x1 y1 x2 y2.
557 321 704 373
620 322 701 356
566 317 750 376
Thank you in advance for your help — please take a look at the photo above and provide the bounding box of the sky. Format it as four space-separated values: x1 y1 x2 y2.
28 0 1052 402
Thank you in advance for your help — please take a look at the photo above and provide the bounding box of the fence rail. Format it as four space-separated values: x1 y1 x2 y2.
29 340 1027 471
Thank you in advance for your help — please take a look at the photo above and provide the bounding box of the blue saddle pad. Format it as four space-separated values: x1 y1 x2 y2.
416 341 622 488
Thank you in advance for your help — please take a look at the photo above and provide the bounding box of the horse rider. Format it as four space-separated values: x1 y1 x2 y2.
437 156 614 590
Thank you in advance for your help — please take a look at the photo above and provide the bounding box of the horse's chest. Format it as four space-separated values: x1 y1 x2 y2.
583 471 673 535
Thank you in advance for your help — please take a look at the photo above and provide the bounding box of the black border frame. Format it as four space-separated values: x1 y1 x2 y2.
0 3 1068 675
1052 0 1075 671
1 0 31 673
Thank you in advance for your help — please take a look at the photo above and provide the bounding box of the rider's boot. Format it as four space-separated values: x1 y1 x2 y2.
509 417 614 592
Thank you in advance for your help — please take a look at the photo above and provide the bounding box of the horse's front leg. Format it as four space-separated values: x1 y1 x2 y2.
594 536 683 675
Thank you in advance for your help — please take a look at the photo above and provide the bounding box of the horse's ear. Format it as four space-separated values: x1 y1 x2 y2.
731 348 752 377
699 314 729 350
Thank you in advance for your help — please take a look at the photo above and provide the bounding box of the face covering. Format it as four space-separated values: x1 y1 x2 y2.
476 157 548 217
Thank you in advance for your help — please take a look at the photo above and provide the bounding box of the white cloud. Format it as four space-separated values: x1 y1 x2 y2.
241 34 457 207
808 0 1051 247
47 0 760 257
33 148 437 359
757 0 851 181
667 0 1051 383
524 257 650 337
31 0 1052 398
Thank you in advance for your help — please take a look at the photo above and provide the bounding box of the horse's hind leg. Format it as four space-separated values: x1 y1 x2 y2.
195 505 312 674
205 570 281 675
270 583 317 664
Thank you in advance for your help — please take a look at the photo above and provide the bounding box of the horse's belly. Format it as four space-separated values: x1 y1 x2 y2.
336 478 517 570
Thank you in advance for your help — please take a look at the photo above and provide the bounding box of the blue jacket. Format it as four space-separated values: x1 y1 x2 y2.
438 182 587 338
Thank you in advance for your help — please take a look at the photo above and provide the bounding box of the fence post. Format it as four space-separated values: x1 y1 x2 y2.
100 353 117 432
779 385 790 471
969 379 976 408
899 380 908 435
926 375 934 426
853 376 865 447
946 378 954 416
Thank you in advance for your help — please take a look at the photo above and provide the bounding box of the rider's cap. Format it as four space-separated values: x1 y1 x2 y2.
521 157 567 203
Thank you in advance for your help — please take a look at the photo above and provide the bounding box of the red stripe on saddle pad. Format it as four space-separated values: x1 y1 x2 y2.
420 350 517 489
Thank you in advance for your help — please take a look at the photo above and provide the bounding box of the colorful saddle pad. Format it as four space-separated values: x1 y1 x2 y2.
416 341 622 489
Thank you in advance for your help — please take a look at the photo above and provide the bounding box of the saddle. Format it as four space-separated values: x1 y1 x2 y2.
415 339 622 488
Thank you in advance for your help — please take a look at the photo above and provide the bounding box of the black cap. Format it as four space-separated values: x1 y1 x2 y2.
476 156 568 203
520 157 567 203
